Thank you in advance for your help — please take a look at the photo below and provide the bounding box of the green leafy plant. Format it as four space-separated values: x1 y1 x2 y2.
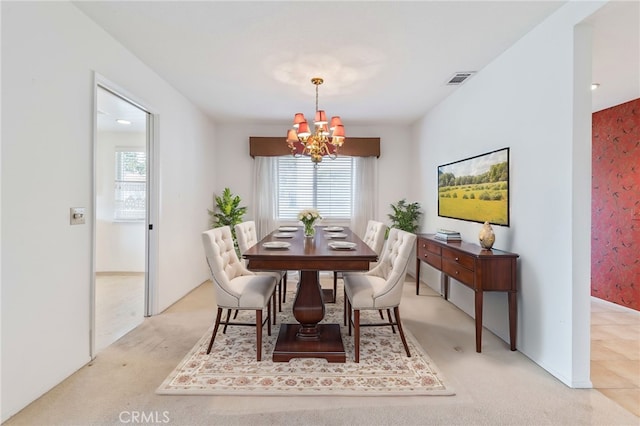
208 188 247 254
387 199 422 236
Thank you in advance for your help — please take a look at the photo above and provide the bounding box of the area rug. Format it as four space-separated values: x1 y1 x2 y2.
157 283 454 396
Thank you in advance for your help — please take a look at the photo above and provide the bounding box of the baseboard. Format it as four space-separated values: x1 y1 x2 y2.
96 271 145 276
591 296 639 314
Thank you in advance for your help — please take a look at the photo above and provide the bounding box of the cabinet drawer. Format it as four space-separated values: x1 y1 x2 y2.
442 247 475 270
418 247 442 269
418 238 442 269
442 258 474 286
418 238 441 254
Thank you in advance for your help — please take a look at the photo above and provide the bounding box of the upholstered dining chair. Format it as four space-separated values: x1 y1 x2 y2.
202 226 277 361
343 227 416 363
235 221 287 314
336 220 387 321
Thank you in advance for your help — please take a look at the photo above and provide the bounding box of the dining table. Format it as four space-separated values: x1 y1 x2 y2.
242 225 378 363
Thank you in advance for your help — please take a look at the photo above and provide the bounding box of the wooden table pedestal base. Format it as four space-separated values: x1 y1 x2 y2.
272 323 346 363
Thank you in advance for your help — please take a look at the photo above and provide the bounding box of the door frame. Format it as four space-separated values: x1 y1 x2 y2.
90 73 160 358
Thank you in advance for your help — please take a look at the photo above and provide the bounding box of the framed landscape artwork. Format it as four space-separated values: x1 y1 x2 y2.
437 147 510 226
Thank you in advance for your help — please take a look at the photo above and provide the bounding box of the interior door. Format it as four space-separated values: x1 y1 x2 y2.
92 83 153 355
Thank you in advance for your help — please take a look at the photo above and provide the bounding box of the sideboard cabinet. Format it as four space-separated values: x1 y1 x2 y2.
415 234 519 352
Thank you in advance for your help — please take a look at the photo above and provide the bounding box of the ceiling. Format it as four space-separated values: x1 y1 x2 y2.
97 86 148 133
82 1 639 133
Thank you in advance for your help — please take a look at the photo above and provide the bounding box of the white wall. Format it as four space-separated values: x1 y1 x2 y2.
96 131 146 272
411 1 604 387
1 2 216 420
213 123 414 229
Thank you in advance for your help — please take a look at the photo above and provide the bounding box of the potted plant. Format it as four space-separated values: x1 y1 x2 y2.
208 187 247 255
387 199 422 236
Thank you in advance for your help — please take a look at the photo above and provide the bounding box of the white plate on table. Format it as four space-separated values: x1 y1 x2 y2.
278 226 298 232
325 226 344 232
328 241 357 250
273 232 294 238
262 241 291 249
325 232 348 239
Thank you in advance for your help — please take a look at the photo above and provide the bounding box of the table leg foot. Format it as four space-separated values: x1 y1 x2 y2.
272 323 346 363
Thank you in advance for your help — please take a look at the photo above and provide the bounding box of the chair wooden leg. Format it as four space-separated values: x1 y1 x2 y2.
354 309 360 363
343 289 348 326
394 307 411 358
207 308 223 354
333 271 338 303
278 280 282 312
348 299 352 336
233 310 239 319
378 310 384 319
256 309 262 361
387 308 396 333
272 290 277 325
223 309 232 333
282 272 287 303
267 304 271 337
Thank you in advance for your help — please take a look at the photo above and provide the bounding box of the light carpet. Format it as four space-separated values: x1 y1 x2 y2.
157 283 454 396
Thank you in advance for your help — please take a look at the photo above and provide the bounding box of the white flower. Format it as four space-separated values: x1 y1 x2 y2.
298 209 322 223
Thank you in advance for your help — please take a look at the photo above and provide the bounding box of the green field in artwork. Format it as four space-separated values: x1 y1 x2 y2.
438 182 508 225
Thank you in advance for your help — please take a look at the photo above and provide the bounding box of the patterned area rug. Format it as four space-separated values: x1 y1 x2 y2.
157 283 454 396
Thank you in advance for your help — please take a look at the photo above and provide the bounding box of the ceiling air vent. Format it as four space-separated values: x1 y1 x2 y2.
446 72 476 85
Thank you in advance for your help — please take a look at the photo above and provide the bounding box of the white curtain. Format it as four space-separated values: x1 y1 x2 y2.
252 156 278 239
350 156 378 238
253 155 377 239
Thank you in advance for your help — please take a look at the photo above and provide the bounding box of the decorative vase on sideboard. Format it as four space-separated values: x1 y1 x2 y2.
478 221 495 249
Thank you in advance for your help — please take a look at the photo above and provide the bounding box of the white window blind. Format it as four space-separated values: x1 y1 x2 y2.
277 156 353 220
114 149 146 221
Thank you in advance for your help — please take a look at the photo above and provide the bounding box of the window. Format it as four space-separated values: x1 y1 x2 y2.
114 149 146 221
277 156 354 220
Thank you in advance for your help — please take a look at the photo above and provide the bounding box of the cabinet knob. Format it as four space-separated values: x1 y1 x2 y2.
424 254 428 258
455 270 459 275
455 257 459 261
422 244 426 248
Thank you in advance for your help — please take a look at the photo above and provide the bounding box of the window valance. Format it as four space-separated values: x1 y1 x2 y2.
249 137 380 158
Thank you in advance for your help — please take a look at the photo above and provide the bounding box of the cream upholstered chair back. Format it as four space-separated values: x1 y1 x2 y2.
343 227 416 362
365 227 416 308
362 220 387 256
202 226 276 361
334 220 388 306
235 220 287 312
202 226 255 307
235 220 259 255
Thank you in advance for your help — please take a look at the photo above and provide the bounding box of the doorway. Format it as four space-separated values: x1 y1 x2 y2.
93 83 153 355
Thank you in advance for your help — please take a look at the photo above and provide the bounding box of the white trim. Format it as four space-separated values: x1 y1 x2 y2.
146 108 160 317
90 78 98 359
591 296 640 315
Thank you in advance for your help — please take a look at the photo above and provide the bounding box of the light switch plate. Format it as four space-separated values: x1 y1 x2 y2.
70 207 86 225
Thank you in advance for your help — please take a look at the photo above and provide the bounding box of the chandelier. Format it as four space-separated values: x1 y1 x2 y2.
286 77 345 164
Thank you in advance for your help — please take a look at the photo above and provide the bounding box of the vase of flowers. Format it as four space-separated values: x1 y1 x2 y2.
298 208 322 237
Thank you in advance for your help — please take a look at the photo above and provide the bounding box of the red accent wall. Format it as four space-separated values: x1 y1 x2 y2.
592 98 640 311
